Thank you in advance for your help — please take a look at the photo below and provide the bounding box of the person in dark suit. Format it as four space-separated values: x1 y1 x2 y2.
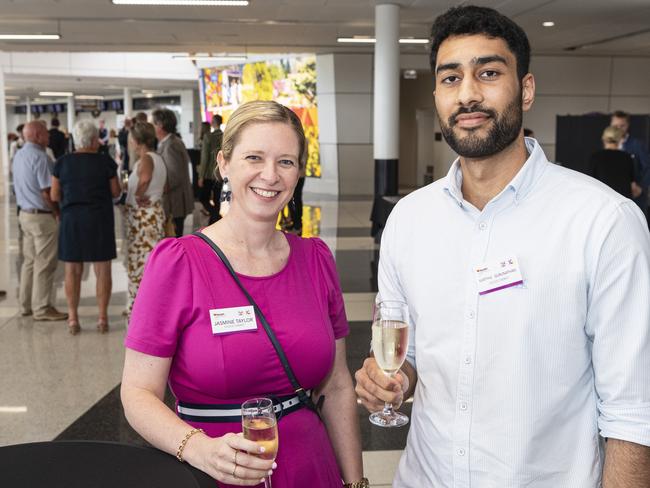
198 114 223 224
152 108 193 237
48 118 67 160
118 117 132 172
589 126 638 199
611 110 650 220
98 119 110 155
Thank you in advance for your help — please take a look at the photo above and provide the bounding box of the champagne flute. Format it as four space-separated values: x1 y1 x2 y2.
242 398 278 488
369 300 410 427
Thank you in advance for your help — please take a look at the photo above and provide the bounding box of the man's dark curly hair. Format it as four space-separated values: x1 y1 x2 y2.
152 107 178 134
430 5 530 83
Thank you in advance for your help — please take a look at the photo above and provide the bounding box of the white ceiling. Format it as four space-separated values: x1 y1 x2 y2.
0 0 649 55
1 0 649 99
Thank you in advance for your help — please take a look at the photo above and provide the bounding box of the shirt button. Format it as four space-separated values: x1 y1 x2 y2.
457 448 466 456
464 356 472 365
478 222 487 230
459 402 468 411
468 310 475 319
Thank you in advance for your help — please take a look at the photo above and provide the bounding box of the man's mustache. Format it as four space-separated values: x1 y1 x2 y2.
448 105 497 127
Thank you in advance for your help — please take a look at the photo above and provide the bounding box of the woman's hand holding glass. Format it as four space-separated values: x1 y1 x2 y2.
183 431 275 486
242 398 278 488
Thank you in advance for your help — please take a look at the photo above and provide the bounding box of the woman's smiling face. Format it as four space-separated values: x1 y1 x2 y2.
219 121 301 224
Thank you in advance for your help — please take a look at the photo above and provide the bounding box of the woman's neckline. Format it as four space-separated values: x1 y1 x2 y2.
196 231 295 280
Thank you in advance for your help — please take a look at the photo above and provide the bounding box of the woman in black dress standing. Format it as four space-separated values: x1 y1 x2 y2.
588 125 639 199
51 120 121 335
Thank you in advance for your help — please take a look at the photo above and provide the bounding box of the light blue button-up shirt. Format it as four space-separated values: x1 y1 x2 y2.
12 141 52 211
380 139 650 487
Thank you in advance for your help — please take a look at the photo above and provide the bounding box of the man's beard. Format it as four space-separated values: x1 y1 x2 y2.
439 94 523 159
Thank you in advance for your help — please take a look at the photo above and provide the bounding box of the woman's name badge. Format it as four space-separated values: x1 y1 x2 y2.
474 255 523 296
209 306 257 335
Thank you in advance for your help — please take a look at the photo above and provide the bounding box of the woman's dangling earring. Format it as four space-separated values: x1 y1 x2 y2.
219 176 231 217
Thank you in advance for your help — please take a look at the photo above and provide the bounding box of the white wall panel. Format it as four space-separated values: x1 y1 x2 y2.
531 56 612 95
608 96 650 114
401 53 430 71
338 144 373 196
336 93 372 145
317 92 338 145
334 54 373 94
611 58 650 96
316 54 335 95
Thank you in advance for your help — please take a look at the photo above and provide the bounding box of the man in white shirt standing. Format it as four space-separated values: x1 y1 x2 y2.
355 5 650 487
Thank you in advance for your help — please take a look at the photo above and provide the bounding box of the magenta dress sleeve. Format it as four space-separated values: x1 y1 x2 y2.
311 237 349 340
124 238 194 357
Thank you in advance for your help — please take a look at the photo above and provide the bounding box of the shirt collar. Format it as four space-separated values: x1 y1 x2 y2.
443 137 549 207
160 133 172 144
23 141 45 152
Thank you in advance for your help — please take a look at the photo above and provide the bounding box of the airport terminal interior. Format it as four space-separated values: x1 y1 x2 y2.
1 1 650 486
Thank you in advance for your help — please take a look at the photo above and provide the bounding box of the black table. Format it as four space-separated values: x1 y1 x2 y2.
0 441 215 487
370 195 402 243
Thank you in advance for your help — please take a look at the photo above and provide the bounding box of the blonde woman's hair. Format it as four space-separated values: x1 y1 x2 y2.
221 101 307 168
602 125 624 145
131 121 157 150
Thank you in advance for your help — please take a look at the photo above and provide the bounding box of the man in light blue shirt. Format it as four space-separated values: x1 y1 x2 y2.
13 121 67 321
356 5 650 487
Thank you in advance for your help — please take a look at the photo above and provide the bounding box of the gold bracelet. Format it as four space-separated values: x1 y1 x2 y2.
344 478 369 488
176 428 205 462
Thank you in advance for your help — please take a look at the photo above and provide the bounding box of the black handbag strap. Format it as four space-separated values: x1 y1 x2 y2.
192 232 317 412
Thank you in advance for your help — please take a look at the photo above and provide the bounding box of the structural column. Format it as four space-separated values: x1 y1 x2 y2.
373 3 400 196
123 87 132 118
0 71 8 178
67 96 75 134
26 97 32 122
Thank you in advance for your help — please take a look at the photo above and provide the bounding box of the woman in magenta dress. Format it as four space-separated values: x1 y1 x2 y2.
121 101 366 487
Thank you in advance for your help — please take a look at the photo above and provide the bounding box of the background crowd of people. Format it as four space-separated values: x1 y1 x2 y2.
9 107 219 332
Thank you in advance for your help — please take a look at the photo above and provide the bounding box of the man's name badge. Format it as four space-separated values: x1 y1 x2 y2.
209 305 257 335
474 255 524 296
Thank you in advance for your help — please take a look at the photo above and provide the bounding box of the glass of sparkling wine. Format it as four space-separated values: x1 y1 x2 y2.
369 300 410 428
242 398 278 488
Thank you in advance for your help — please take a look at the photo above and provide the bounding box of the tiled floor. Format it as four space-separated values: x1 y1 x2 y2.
0 189 406 486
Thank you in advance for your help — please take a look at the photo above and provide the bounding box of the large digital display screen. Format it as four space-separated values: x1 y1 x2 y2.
199 55 320 177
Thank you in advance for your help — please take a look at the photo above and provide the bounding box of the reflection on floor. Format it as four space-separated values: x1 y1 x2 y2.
0 194 404 486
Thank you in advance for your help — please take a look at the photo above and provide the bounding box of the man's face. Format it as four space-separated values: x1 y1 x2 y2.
611 116 629 136
37 125 49 147
153 121 165 141
433 34 534 159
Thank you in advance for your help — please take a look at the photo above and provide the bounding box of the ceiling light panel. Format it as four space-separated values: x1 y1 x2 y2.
112 0 249 5
337 37 428 44
39 91 74 97
0 34 60 40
